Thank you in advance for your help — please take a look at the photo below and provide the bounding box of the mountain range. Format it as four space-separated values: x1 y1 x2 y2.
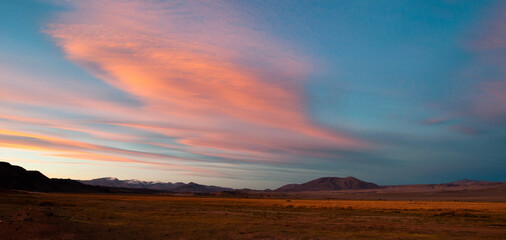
80 177 233 193
1 161 504 196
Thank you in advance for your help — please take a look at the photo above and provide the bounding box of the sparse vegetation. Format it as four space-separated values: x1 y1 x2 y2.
1 192 505 239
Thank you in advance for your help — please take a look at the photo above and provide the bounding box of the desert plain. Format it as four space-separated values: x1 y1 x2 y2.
1 190 505 240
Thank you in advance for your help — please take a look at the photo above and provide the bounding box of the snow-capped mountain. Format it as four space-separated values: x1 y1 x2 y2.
79 177 233 193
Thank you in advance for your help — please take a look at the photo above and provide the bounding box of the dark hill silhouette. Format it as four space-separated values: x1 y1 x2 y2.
0 162 157 193
276 177 379 192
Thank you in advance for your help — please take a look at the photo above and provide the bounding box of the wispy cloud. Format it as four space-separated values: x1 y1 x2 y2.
0 0 368 180
466 2 506 124
421 117 453 125
423 2 506 130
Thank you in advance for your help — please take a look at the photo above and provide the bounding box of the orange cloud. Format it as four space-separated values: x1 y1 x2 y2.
0 128 221 176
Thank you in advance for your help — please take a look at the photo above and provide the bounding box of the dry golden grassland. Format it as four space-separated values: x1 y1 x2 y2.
0 192 505 239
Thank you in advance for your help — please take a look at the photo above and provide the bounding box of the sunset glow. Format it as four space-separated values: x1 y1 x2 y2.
1 0 505 188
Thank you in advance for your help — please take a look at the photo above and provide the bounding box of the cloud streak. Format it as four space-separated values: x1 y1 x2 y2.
0 128 224 176
43 1 366 160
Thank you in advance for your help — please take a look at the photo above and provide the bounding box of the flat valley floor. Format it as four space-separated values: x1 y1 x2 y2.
0 192 505 239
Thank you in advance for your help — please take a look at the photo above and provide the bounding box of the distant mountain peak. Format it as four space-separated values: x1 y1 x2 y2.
276 176 379 192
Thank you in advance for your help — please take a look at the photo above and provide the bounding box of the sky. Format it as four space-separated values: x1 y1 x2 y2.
0 0 505 189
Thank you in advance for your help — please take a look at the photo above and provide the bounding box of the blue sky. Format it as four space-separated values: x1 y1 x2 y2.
0 0 505 189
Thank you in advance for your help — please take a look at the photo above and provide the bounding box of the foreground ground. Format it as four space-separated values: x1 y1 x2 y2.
0 191 505 239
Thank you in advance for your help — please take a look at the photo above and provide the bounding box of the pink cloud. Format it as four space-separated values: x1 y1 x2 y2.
451 125 482 135
472 80 506 122
471 2 506 51
467 3 506 124
42 0 367 159
0 0 369 181
421 117 452 125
